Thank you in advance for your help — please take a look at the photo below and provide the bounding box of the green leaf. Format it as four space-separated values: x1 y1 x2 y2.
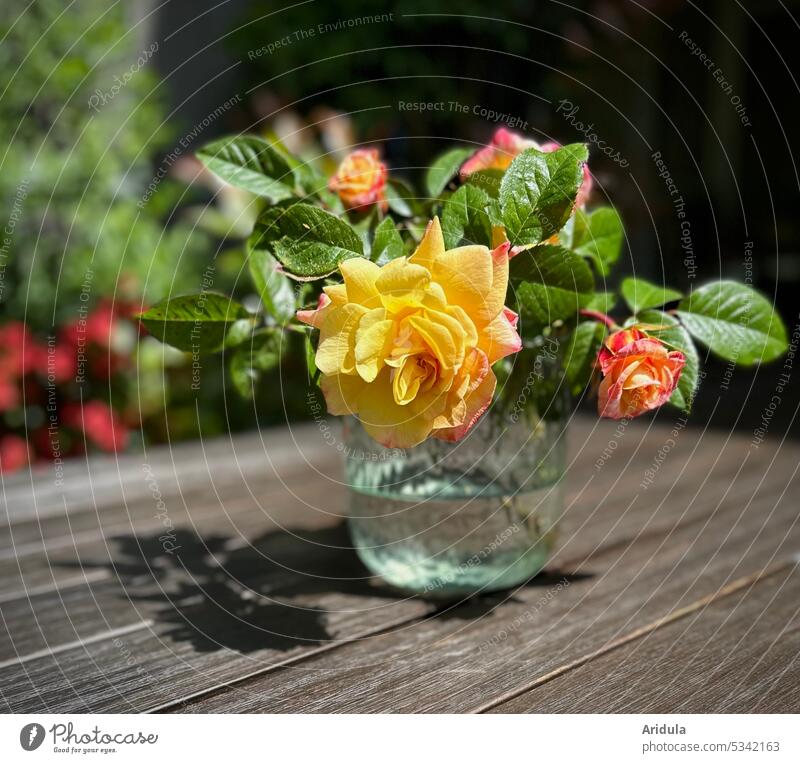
229 330 283 399
486 196 503 227
274 143 326 195
676 281 788 365
249 203 363 279
385 180 413 217
564 321 606 396
352 207 379 259
196 136 295 201
425 147 473 198
273 244 358 280
566 207 624 276
500 144 588 246
304 330 318 383
317 187 345 213
222 318 259 349
441 184 492 249
138 293 249 353
635 310 700 412
511 244 595 326
467 169 504 198
621 277 682 314
372 216 405 264
248 248 296 323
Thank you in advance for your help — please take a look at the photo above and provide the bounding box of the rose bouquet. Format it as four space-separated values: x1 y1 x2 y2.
140 126 787 595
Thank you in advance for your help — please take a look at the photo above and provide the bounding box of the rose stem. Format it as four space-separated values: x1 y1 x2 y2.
578 309 618 330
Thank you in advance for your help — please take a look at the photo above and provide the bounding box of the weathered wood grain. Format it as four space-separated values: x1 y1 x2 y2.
0 459 434 711
489 564 800 713
2 416 780 608
1 416 797 713
0 587 433 713
0 424 337 521
0 480 350 663
0 418 652 605
0 423 344 600
170 449 800 712
0 472 443 712
0 475 344 600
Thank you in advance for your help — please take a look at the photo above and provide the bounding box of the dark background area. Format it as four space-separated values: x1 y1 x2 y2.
145 0 800 437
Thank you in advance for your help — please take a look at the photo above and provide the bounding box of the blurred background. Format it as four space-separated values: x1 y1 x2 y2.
1 0 798 475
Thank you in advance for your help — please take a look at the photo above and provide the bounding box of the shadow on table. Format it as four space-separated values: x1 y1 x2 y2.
63 523 590 655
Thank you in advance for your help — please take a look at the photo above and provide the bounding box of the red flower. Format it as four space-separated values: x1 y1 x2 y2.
0 434 30 473
84 302 116 346
62 400 129 452
0 377 19 413
61 300 115 348
48 343 77 383
0 322 46 377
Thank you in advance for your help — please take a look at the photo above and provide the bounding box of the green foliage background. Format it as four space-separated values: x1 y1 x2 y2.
0 0 209 330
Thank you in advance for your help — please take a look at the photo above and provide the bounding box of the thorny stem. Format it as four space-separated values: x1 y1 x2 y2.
579 308 618 331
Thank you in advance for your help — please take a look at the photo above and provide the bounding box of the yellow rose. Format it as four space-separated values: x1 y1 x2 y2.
297 218 522 448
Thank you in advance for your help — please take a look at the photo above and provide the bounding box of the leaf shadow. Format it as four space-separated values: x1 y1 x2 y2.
63 523 593 655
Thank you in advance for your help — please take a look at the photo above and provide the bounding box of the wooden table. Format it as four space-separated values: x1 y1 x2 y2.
2 416 799 713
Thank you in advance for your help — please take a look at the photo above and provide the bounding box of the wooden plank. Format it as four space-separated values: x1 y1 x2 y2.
0 419 596 602
0 413 441 713
0 423 337 522
0 548 433 711
0 417 779 603
0 423 344 600
554 422 786 568
0 419 793 712
488 564 800 713
0 473 282 555
0 473 342 599
167 446 800 712
0 499 436 712
0 594 431 713
0 416 766 652
0 480 349 663
0 414 702 536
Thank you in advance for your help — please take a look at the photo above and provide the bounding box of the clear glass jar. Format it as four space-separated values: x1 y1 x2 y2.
344 342 568 598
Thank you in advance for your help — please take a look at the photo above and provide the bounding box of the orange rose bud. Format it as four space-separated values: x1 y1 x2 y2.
597 328 685 419
460 127 538 176
329 148 388 212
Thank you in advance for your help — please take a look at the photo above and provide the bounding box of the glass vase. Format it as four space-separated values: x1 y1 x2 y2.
343 342 568 598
